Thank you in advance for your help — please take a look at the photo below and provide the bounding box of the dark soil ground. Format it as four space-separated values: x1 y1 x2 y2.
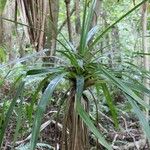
2 106 150 150
1 86 149 150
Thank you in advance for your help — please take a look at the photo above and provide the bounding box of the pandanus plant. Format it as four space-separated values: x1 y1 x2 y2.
0 0 150 150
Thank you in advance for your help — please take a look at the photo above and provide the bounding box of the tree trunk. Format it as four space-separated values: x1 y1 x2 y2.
75 0 81 35
43 0 59 65
65 0 73 43
111 26 121 71
0 0 7 45
17 0 48 51
61 88 89 150
3 0 16 62
0 10 3 45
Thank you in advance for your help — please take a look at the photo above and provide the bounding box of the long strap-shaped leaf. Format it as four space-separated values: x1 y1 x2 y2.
79 0 97 55
13 92 24 147
30 74 65 150
77 103 112 150
101 83 118 128
126 95 150 141
99 67 150 110
27 67 64 75
76 76 112 150
90 0 148 48
123 79 150 95
27 75 51 122
0 81 25 147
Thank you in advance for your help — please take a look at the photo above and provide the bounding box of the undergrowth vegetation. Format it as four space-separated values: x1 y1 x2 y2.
0 0 150 150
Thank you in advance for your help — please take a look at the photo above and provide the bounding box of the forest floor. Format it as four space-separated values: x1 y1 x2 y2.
2 104 150 150
1 87 149 150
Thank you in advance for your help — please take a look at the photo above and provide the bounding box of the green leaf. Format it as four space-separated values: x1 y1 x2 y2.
99 66 150 110
30 74 66 150
77 103 112 150
0 46 6 62
0 81 25 147
75 76 112 150
57 49 78 67
126 95 150 141
13 95 24 146
133 52 150 55
27 67 64 75
124 61 150 77
123 80 150 95
79 0 88 54
0 70 11 88
76 75 84 102
90 0 148 47
27 75 51 122
79 0 97 55
0 0 6 13
101 83 118 128
86 25 99 45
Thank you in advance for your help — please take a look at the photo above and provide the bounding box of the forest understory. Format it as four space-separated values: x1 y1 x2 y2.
1 89 149 150
1 0 150 150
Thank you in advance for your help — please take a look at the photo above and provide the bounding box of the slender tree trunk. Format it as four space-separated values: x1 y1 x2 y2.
102 11 112 68
3 0 16 62
17 0 48 51
17 0 30 44
41 0 59 92
59 5 75 32
111 26 121 71
0 13 3 45
43 0 59 65
0 6 3 45
142 2 149 118
75 0 81 34
65 0 73 43
0 0 7 45
61 88 89 150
